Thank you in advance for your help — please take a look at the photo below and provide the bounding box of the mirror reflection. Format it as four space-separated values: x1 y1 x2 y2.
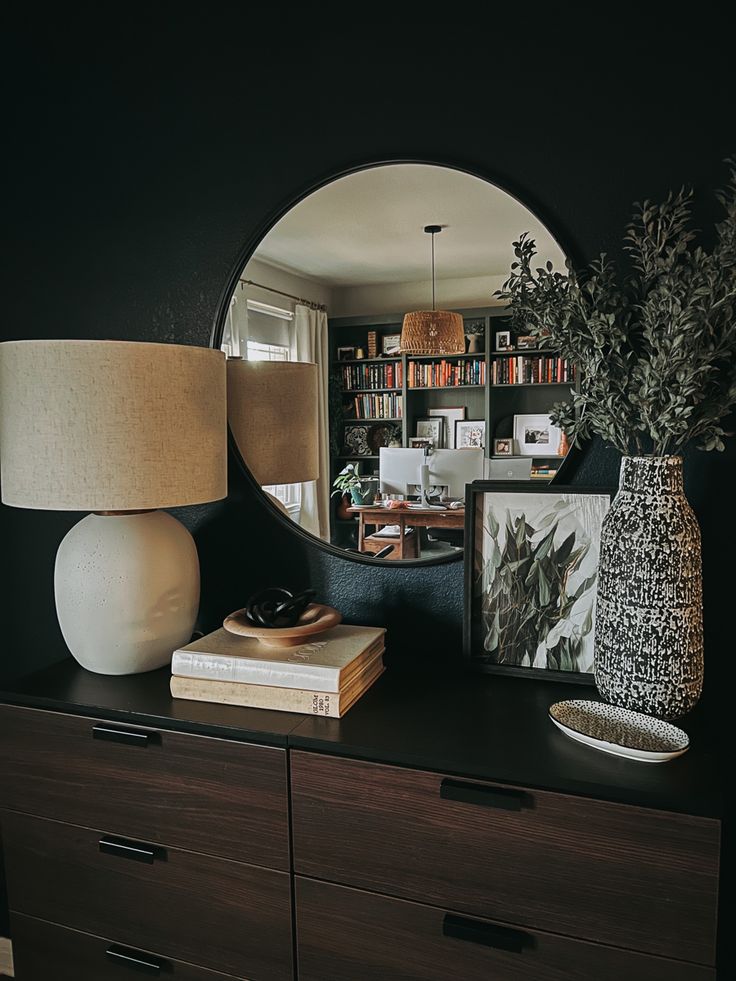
221 163 568 563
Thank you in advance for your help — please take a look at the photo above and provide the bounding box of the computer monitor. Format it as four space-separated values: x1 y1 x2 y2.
379 447 426 496
428 448 484 499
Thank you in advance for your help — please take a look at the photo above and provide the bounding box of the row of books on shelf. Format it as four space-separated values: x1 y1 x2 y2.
340 362 403 391
492 355 575 385
170 624 386 717
530 462 559 479
407 358 486 388
350 392 403 419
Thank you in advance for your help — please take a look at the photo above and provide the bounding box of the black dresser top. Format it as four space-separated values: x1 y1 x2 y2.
0 658 723 818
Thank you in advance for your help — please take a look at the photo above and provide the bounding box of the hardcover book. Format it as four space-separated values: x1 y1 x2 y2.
172 623 386 693
170 650 385 717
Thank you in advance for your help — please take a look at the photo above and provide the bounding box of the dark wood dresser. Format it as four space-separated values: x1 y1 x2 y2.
0 661 726 980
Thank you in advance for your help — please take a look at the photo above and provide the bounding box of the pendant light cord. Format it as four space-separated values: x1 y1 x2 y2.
431 231 436 311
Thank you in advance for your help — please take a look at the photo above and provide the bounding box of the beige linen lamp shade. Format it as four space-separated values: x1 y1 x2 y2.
0 340 227 510
227 359 319 485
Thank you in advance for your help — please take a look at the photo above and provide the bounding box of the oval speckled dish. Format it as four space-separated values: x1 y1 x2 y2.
549 700 689 763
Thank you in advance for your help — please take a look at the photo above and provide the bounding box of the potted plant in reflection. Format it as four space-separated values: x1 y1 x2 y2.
332 462 379 507
495 159 736 719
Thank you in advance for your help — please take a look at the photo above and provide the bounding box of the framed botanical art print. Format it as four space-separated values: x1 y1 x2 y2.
464 482 613 682
455 418 485 449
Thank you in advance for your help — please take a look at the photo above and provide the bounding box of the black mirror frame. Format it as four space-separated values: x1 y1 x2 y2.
210 156 584 568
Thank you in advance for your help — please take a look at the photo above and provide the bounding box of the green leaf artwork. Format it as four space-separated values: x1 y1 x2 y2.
475 493 610 673
494 160 736 457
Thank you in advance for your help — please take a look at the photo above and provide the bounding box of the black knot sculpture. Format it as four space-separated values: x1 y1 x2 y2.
244 587 317 629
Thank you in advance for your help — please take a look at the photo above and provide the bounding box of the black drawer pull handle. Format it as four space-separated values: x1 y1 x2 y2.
99 836 163 864
93 724 150 747
440 778 529 811
106 944 169 974
443 914 531 953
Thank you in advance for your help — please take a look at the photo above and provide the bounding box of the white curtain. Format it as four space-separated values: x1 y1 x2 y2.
292 304 330 540
222 290 249 357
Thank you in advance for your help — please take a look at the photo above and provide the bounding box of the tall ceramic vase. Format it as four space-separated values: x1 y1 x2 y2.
594 456 703 720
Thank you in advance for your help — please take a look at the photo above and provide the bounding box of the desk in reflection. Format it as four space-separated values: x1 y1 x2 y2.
348 505 465 560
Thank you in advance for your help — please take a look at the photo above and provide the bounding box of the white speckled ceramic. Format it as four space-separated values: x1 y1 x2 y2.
549 699 690 763
55 511 199 675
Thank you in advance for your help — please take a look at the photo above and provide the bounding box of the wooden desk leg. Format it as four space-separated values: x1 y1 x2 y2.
399 516 406 559
358 514 365 551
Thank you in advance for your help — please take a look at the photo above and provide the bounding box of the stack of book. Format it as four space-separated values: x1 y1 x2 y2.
530 462 559 479
170 624 385 718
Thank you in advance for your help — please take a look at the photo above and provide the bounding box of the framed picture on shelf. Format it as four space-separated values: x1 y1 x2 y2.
516 335 537 349
463 317 485 353
513 413 561 456
337 346 356 361
342 424 372 456
464 482 613 681
495 330 513 351
455 419 486 449
409 436 434 450
429 406 465 449
493 437 513 456
381 333 402 356
416 417 443 447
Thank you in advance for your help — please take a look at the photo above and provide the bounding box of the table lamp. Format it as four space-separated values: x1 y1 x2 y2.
226 359 319 512
0 340 227 675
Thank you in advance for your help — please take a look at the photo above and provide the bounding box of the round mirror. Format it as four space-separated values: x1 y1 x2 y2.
217 162 569 564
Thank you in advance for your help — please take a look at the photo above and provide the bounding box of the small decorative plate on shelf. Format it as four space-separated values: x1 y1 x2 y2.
549 700 690 763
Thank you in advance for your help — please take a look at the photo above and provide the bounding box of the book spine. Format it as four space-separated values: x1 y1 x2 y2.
171 650 343 691
170 675 350 716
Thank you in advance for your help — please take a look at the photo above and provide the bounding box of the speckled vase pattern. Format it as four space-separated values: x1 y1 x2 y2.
594 456 703 720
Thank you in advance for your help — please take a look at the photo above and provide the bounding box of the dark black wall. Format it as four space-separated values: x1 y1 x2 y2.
2 15 734 691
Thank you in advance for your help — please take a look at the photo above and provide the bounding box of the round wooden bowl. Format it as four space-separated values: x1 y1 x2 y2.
222 603 342 648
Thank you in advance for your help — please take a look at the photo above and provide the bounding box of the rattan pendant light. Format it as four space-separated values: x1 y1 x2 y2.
400 224 465 355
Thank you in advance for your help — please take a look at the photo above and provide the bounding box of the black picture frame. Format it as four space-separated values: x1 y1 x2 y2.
463 481 615 683
455 418 485 449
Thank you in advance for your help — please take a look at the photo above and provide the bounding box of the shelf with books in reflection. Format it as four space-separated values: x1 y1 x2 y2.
170 623 385 718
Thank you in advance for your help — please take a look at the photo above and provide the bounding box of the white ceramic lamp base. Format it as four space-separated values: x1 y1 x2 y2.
54 511 200 675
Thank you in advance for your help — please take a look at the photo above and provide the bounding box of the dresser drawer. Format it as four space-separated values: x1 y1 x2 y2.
296 877 715 981
291 751 720 965
11 914 244 980
2 811 292 981
0 704 288 869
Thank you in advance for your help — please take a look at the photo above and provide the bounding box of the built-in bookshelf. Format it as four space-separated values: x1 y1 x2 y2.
328 310 580 547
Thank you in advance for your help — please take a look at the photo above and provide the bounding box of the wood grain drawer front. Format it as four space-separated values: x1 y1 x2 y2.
296 877 716 981
0 704 288 869
290 752 720 966
11 914 246 980
2 812 292 981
